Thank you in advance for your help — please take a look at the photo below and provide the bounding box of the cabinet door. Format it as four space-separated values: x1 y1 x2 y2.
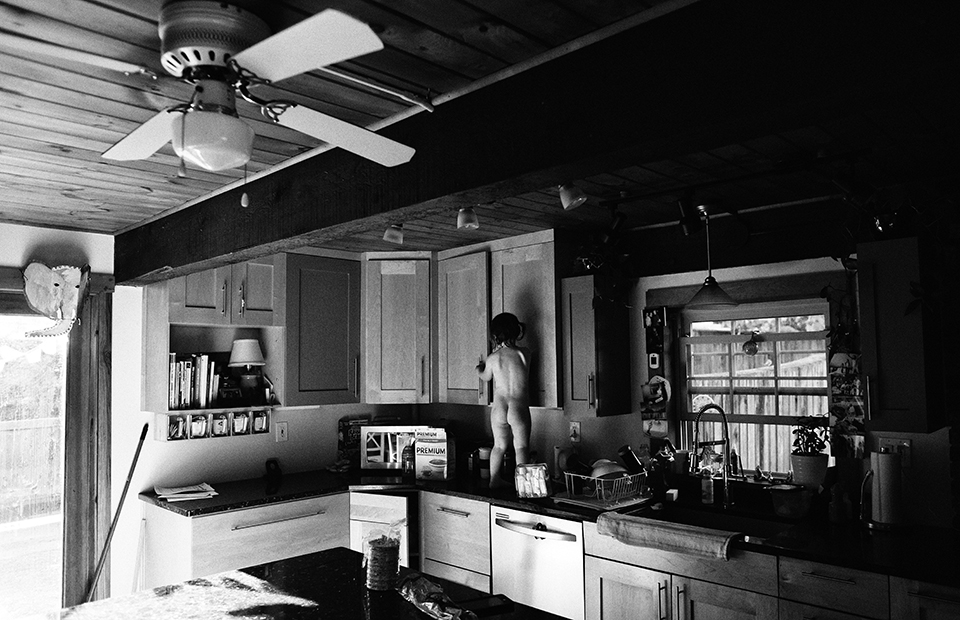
284 254 360 406
674 576 778 620
364 259 430 403
169 266 232 324
779 557 889 620
858 237 944 432
438 252 489 404
349 492 411 567
891 576 960 620
490 242 558 407
231 257 280 326
779 599 871 620
585 555 670 620
562 276 598 416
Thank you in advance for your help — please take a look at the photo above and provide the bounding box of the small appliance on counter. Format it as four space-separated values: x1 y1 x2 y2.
360 425 428 471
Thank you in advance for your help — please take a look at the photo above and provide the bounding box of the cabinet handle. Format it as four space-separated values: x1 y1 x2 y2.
675 584 685 620
907 590 960 605
421 355 426 396
238 282 245 316
800 570 856 586
655 581 665 620
437 506 470 518
864 375 873 421
220 281 227 316
478 356 484 403
587 372 596 407
354 356 360 397
493 518 577 542
231 509 326 531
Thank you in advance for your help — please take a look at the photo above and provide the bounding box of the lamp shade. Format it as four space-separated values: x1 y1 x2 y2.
687 276 737 309
559 183 588 211
172 111 254 172
228 339 265 367
457 207 480 230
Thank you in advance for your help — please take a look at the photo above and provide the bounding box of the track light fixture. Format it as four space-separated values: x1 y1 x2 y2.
383 224 404 244
558 183 587 211
686 205 737 309
457 207 480 230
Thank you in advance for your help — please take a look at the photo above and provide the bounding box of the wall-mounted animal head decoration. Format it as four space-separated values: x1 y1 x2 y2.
22 262 90 337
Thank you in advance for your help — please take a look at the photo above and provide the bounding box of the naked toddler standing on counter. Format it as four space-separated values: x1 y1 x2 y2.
477 312 531 488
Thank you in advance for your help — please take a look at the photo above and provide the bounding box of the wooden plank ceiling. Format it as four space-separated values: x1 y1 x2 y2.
1 1 958 284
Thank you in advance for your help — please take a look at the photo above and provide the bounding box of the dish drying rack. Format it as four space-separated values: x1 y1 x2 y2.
553 471 651 511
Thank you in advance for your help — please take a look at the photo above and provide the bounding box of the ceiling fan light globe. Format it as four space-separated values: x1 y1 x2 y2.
172 111 254 171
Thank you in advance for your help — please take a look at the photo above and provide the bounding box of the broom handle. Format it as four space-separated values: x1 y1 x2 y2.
85 422 149 603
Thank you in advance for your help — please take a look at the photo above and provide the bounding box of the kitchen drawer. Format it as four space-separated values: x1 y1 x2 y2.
890 576 960 619
422 558 491 593
192 493 349 577
780 599 875 620
420 492 490 576
583 521 778 597
779 557 889 620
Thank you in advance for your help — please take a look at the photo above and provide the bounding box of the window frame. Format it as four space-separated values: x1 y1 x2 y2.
677 298 831 467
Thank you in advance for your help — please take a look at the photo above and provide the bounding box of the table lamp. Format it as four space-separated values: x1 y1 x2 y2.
229 338 265 403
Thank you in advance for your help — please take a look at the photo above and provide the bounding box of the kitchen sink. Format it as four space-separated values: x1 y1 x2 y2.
618 503 796 544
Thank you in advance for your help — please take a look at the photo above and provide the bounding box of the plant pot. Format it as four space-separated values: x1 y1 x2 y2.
790 453 829 490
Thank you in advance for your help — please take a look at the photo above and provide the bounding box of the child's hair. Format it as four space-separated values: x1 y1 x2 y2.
491 312 525 345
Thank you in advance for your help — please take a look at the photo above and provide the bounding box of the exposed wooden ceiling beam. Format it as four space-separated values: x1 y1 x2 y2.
115 1 960 284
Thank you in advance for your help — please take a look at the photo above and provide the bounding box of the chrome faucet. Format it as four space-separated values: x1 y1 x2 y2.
691 403 733 509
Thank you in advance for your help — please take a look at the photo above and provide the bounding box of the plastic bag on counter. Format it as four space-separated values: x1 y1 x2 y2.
514 463 551 498
397 573 478 620
362 519 404 591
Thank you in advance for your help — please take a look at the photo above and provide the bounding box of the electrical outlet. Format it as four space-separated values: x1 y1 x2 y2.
569 421 581 444
276 421 288 443
879 437 911 467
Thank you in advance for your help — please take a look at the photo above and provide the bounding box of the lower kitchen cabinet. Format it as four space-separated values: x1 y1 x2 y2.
674 575 778 620
778 557 889 620
419 491 491 593
890 576 960 619
349 491 413 567
141 493 348 588
779 599 871 620
585 555 670 620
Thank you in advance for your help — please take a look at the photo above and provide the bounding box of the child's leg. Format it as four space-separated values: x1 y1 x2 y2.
490 406 511 488
507 404 532 466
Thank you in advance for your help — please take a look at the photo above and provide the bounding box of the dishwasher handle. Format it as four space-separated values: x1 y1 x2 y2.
494 517 578 542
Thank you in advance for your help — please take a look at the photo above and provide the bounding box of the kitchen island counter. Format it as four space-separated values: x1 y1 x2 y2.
44 547 559 620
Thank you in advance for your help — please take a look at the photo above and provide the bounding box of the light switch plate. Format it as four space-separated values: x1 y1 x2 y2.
276 421 288 443
569 421 581 444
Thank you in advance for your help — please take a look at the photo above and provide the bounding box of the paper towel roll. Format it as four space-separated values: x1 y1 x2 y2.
871 451 903 525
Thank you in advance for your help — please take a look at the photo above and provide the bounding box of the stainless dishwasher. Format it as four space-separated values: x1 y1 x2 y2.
490 506 584 620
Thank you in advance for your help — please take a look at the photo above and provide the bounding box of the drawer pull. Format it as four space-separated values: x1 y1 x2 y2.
232 509 326 531
437 506 471 518
656 581 665 620
800 570 856 586
907 590 960 605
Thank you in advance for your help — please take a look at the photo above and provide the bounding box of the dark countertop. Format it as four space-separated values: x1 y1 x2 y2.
50 547 562 620
138 470 960 589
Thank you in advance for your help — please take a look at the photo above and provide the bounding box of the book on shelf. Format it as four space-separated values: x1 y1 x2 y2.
168 352 229 410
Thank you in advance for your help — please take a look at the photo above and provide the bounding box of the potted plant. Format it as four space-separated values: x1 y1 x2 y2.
790 416 830 489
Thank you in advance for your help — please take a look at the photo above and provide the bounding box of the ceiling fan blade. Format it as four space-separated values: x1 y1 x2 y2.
233 9 383 83
276 106 414 167
102 110 178 161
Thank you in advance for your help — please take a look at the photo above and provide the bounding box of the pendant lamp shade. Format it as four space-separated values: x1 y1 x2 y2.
687 207 737 309
558 183 587 211
457 207 480 229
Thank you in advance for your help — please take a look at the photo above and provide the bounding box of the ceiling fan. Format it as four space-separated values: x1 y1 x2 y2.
90 1 416 171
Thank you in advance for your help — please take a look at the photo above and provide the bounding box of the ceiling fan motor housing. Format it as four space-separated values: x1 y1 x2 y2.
159 1 271 77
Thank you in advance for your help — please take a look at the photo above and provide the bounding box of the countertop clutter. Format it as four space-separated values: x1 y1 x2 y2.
43 547 562 620
139 469 960 590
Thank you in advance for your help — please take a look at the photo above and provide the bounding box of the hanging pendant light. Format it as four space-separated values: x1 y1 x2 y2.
457 207 480 230
687 206 737 308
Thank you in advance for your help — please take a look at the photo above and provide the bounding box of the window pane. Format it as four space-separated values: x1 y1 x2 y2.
733 393 776 416
734 317 776 334
0 316 67 616
779 394 829 418
778 314 826 332
688 343 729 376
689 320 731 336
683 421 793 474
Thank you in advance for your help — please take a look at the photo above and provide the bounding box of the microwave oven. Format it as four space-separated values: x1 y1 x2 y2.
360 425 429 470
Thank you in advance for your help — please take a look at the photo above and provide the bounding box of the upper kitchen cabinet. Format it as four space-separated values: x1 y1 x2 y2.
561 275 632 417
282 253 361 407
490 232 562 408
169 257 282 327
438 252 490 405
364 256 431 404
858 236 953 433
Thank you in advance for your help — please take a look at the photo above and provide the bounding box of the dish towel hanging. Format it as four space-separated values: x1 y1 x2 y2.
596 512 740 561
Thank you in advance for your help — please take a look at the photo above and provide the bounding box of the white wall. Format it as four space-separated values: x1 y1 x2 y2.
0 223 113 273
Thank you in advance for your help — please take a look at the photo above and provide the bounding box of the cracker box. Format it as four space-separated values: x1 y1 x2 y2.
414 428 456 480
